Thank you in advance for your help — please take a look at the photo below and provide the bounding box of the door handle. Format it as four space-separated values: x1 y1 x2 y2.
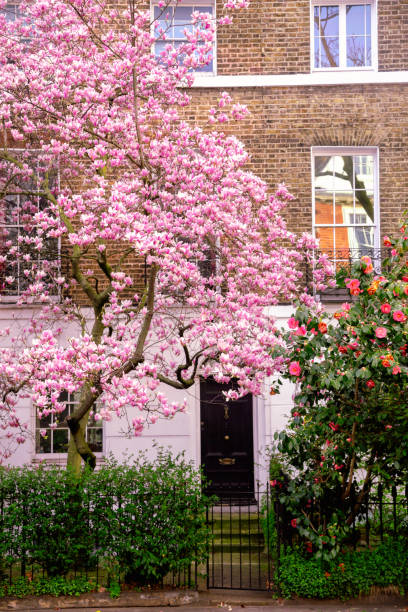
218 457 236 465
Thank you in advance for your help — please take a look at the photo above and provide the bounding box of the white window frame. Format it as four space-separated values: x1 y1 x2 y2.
151 0 217 76
310 0 378 72
311 146 380 269
34 392 104 459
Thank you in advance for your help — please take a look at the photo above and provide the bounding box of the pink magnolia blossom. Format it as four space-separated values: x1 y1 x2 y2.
0 0 330 465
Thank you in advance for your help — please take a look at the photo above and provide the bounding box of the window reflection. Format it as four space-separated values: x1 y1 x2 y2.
314 154 377 270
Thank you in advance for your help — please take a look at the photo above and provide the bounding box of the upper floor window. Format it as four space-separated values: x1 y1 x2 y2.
0 0 21 22
312 1 376 70
0 153 58 298
312 147 379 272
152 1 215 73
36 391 103 455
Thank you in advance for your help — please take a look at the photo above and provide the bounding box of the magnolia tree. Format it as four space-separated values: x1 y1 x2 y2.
272 229 408 559
0 0 330 470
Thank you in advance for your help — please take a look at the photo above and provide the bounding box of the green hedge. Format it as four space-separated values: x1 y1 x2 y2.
278 539 408 599
0 449 211 585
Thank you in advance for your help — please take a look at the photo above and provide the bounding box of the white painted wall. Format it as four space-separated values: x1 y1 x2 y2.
0 303 299 480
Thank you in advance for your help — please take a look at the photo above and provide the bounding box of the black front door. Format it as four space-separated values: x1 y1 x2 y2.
200 379 254 499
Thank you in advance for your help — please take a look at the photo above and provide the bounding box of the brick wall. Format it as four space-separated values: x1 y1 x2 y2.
190 83 408 239
216 0 310 75
378 1 408 71
215 0 408 75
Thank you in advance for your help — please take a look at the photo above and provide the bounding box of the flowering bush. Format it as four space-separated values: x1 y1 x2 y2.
272 224 408 560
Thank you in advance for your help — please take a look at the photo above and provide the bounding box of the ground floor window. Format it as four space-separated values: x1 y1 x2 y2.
35 391 103 454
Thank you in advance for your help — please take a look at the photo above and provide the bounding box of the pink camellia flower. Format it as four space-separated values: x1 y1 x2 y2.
345 278 361 296
291 518 297 528
361 255 373 274
385 424 393 430
384 236 392 247
288 317 299 330
392 365 401 375
375 327 387 338
366 379 375 388
393 310 407 322
381 303 391 314
289 361 301 376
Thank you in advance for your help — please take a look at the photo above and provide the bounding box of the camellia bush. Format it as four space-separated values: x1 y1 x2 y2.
271 224 408 560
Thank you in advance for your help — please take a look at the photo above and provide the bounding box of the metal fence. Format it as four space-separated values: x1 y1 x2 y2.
1 481 407 593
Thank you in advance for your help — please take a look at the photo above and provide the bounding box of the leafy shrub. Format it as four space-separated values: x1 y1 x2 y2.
278 538 408 599
0 465 92 576
0 449 210 586
89 449 211 584
0 576 95 598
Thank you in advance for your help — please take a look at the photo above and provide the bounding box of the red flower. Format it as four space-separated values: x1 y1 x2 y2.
393 310 407 322
361 255 374 274
290 518 297 528
288 361 301 376
345 278 361 296
381 303 391 314
382 356 394 367
384 236 392 247
329 422 339 432
338 345 348 354
318 321 327 334
305 542 313 553
288 317 298 330
366 379 375 388
392 365 401 375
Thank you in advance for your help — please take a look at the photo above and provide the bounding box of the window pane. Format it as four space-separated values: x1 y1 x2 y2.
314 156 334 189
340 225 374 254
36 430 51 453
354 155 374 189
87 428 103 452
347 35 367 66
318 6 339 36
174 6 192 38
318 36 339 67
315 226 335 254
346 4 365 35
334 191 353 224
354 193 374 222
315 192 334 225
53 429 69 453
314 6 320 37
365 5 371 35
314 6 339 68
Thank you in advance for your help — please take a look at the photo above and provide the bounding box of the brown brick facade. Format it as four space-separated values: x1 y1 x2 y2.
190 83 408 240
215 0 408 75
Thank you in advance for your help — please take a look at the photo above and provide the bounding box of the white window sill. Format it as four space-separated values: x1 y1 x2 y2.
192 70 408 88
32 453 105 466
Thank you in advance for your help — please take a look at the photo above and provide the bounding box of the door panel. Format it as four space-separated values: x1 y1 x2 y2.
200 379 254 498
